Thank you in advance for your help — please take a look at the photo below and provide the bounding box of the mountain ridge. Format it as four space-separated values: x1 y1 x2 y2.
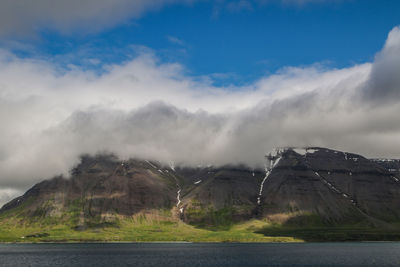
1 147 400 242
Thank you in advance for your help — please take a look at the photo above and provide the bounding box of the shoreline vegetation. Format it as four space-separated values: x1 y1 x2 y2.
0 218 300 243
2 212 400 243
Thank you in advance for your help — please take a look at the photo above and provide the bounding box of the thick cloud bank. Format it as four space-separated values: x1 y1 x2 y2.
0 26 399 205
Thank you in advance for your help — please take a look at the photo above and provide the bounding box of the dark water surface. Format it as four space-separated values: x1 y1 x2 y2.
1 242 400 266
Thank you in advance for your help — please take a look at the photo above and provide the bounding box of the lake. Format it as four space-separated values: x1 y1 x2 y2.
0 242 399 266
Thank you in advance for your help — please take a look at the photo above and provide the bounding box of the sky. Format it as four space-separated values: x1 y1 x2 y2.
0 0 400 205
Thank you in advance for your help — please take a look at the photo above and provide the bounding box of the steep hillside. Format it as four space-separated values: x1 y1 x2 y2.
257 148 400 226
0 155 179 228
1 147 400 241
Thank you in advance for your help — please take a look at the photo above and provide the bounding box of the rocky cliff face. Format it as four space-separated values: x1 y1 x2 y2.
1 148 400 228
371 158 400 178
257 148 400 226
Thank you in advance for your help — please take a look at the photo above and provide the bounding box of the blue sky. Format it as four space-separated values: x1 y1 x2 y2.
3 0 400 86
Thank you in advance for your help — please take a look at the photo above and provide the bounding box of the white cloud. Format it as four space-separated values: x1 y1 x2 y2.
364 26 400 102
280 0 343 4
0 0 197 36
167 36 185 45
0 26 399 206
0 0 348 37
0 188 22 207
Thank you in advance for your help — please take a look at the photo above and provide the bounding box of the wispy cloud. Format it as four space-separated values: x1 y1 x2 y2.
167 36 185 46
226 0 254 12
213 0 345 16
0 0 347 37
0 188 22 208
259 0 345 5
0 0 197 37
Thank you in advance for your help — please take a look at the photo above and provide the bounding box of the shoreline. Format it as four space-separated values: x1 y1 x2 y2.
2 240 400 244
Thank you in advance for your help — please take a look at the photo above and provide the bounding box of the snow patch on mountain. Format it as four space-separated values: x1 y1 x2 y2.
257 148 284 205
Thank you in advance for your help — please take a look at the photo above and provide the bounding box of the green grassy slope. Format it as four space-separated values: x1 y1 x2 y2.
0 211 300 243
2 207 400 242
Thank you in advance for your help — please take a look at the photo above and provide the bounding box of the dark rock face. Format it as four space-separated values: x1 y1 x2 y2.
259 148 400 225
371 158 400 178
1 148 400 227
259 150 358 223
1 155 178 220
176 166 264 224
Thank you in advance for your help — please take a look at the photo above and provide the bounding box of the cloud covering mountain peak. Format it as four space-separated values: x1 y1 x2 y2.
0 26 399 205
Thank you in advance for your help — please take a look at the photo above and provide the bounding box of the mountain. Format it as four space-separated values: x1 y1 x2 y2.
1 147 400 242
371 158 400 178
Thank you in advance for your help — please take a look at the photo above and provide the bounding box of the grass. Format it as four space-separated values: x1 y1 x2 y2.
0 210 300 243
2 207 400 243
257 213 400 242
184 205 236 230
256 225 400 242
